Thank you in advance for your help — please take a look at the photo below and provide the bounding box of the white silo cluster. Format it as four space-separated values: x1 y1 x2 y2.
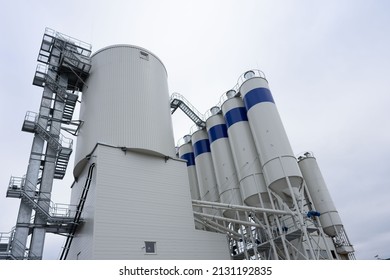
177 70 355 260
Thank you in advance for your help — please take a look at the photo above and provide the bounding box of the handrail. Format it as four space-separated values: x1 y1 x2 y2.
45 27 92 55
203 69 267 121
0 229 13 245
0 227 39 259
24 111 73 150
170 92 205 121
44 73 80 99
8 176 77 220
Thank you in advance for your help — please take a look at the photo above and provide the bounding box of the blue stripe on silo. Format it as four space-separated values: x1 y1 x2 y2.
224 107 248 128
193 139 211 157
180 152 195 166
243 87 274 111
208 124 228 143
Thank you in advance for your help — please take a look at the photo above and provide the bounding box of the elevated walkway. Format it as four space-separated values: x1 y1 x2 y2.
170 92 205 128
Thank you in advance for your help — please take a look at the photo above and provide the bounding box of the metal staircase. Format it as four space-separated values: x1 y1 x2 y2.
6 177 76 225
37 28 91 89
62 94 78 124
170 92 206 128
22 111 73 180
33 65 80 124
0 229 39 260
0 28 92 260
54 148 72 179
2 176 78 259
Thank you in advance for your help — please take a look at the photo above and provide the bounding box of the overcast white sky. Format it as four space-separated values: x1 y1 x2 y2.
0 0 389 260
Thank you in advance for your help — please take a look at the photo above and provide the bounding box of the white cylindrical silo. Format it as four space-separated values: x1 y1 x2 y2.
239 71 302 204
298 152 343 237
178 137 201 201
75 45 176 166
206 108 242 219
192 128 220 215
178 136 203 229
221 95 270 209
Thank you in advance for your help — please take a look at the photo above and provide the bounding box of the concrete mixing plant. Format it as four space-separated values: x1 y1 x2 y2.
0 29 354 260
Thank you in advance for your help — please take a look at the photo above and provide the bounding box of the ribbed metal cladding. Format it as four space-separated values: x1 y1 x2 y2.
75 45 175 165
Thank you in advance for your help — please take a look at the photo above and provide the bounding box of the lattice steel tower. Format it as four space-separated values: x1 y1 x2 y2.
0 28 91 259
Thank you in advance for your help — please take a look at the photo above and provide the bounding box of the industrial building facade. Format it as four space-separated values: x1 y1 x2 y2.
0 28 354 260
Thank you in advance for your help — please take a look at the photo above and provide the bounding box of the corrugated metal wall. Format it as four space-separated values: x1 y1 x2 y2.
70 145 230 259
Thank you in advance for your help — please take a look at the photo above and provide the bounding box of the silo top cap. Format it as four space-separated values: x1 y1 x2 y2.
244 70 256 80
183 135 192 143
92 44 168 76
226 90 237 99
210 106 220 115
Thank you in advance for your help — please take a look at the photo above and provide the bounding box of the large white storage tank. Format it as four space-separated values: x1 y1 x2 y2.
221 93 270 208
239 71 302 204
191 128 220 215
298 152 343 237
205 107 243 218
75 45 176 165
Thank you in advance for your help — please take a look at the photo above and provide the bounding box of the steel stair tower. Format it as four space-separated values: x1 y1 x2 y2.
0 28 91 260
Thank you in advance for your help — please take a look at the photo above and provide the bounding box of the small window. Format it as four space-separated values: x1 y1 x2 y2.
331 250 337 259
144 241 156 254
140 51 149 61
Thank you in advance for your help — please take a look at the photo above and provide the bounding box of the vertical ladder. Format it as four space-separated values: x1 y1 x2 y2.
60 163 95 260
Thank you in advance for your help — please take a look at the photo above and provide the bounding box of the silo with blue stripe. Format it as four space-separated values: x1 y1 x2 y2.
192 128 220 215
239 71 303 205
206 107 243 219
221 92 270 209
178 135 203 229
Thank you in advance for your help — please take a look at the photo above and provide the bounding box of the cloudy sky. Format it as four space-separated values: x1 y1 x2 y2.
0 0 389 260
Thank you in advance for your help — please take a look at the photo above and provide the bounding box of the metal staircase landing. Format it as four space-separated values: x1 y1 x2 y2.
37 27 91 90
6 176 77 225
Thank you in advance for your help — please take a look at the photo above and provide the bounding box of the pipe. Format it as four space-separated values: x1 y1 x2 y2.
192 199 292 216
194 211 264 229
